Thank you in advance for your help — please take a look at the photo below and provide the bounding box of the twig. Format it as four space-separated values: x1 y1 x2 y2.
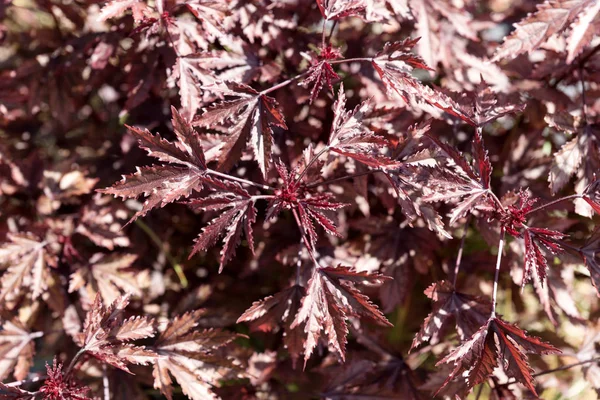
296 146 330 183
348 324 391 360
329 57 373 65
474 383 485 400
491 229 505 319
551 43 600 88
488 189 505 212
305 170 378 189
525 194 581 215
65 348 86 378
259 72 309 96
452 215 471 287
497 357 600 388
327 21 338 43
206 169 274 191
295 238 303 285
5 374 46 387
134 219 188 288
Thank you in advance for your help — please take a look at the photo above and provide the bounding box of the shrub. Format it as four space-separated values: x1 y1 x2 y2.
1 0 599 399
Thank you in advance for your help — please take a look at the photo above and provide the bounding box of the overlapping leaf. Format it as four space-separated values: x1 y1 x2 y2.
316 0 366 20
0 320 38 381
184 0 230 40
580 227 600 296
372 39 475 125
411 281 491 350
152 309 239 400
193 82 287 177
424 129 493 225
492 0 598 62
268 162 348 250
451 78 525 127
98 0 150 22
436 317 560 396
0 232 56 306
237 285 305 367
188 178 257 272
522 227 565 288
75 294 156 373
100 107 207 222
299 45 342 103
69 253 146 304
328 84 398 168
291 265 391 364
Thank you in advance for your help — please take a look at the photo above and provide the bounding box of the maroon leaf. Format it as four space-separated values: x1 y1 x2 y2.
316 0 366 20
193 83 287 178
437 317 560 396
0 233 56 305
580 227 600 296
98 0 150 22
328 84 399 168
299 45 342 103
522 227 565 288
372 39 475 125
291 265 391 364
0 320 38 381
152 309 239 400
423 129 494 224
76 294 156 374
411 281 491 350
492 0 594 62
188 179 257 272
268 162 348 250
99 107 207 222
237 285 305 367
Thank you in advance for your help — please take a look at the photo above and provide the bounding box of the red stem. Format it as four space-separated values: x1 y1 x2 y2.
525 194 581 215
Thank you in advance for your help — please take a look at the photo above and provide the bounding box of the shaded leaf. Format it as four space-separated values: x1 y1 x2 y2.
411 281 491 350
436 317 560 396
152 309 239 400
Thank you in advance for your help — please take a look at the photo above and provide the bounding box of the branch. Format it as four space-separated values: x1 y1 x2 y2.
259 72 309 96
206 169 275 191
579 65 588 122
64 348 87 378
103 364 110 400
491 228 505 319
525 194 582 215
452 215 471 287
4 374 46 387
497 357 600 388
551 43 600 88
305 169 378 189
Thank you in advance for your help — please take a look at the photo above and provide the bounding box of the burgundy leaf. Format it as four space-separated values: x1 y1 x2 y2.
99 108 207 222
437 317 560 396
188 179 257 272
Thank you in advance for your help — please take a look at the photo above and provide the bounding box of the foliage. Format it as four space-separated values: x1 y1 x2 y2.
1 0 600 399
